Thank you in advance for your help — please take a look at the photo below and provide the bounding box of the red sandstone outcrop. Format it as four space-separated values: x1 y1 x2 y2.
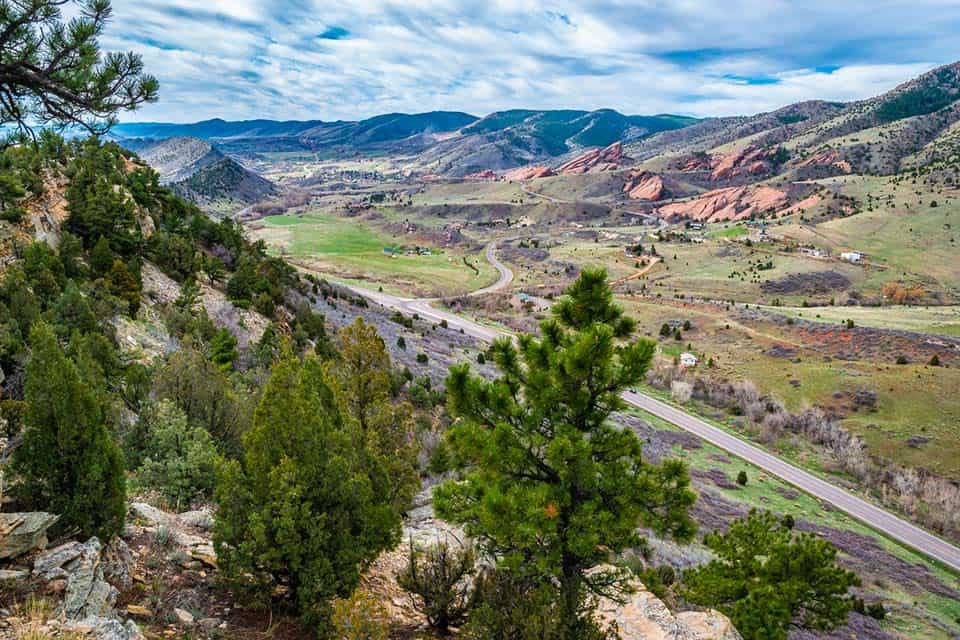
464 169 497 180
657 186 788 222
503 165 555 181
623 170 668 201
555 141 624 175
679 145 784 180
794 149 852 173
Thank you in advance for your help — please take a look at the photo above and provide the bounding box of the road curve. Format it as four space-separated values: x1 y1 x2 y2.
344 252 960 573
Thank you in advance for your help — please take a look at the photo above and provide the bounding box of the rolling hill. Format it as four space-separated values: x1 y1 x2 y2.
130 137 277 212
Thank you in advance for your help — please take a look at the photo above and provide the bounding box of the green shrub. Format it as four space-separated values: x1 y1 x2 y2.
129 400 221 509
331 590 390 640
397 538 476 632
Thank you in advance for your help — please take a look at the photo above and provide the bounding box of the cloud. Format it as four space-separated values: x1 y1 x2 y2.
100 0 960 123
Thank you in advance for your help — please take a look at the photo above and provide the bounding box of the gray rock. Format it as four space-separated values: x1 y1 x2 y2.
68 616 144 640
178 509 213 530
102 538 134 590
63 538 118 620
34 541 83 578
0 512 59 559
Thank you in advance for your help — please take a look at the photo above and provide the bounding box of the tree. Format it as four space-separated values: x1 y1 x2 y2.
0 0 158 139
129 400 220 509
12 321 125 538
327 318 419 516
213 352 402 632
397 538 476 633
435 269 696 639
737 470 748 486
208 328 238 373
683 510 859 640
153 340 249 454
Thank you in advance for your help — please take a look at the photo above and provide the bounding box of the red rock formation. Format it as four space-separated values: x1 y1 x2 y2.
794 150 852 174
679 145 782 180
464 169 496 180
555 142 624 175
657 186 788 222
503 165 555 181
710 145 778 180
622 170 668 201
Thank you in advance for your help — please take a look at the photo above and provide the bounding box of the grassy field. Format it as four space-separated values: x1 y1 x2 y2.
248 210 499 297
760 304 960 337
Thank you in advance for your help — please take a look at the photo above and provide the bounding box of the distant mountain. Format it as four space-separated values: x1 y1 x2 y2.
414 109 698 176
112 112 480 155
129 137 277 212
111 109 696 172
111 119 325 141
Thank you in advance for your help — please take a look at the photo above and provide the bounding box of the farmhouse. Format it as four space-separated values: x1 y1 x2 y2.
680 352 698 368
840 251 863 263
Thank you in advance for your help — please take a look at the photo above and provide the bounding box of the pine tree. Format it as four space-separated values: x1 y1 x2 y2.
683 510 859 640
435 268 696 639
12 322 125 539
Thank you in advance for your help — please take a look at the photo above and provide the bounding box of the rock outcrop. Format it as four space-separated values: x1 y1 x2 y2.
678 145 784 180
129 502 217 568
464 169 497 180
794 149 853 174
657 186 788 222
0 512 58 560
504 165 555 181
594 568 740 640
556 142 624 175
623 170 668 201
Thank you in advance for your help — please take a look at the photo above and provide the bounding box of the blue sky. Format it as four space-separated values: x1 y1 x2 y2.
97 0 960 123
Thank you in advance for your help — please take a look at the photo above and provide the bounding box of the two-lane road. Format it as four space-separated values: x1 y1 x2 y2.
343 248 960 573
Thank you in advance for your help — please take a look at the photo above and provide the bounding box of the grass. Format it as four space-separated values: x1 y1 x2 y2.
759 304 960 337
249 210 499 297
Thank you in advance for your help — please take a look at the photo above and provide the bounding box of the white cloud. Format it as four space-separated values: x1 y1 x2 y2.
98 0 960 122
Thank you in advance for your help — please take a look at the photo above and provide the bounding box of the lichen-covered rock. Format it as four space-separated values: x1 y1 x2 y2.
62 538 118 620
67 615 144 640
33 541 84 579
102 538 134 590
0 512 59 559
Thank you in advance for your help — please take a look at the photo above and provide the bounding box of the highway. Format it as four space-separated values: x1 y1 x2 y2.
344 245 960 573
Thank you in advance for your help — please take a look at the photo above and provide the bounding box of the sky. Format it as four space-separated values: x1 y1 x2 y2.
97 0 960 123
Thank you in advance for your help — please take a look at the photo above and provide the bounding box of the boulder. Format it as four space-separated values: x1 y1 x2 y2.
0 512 59 559
102 538 134 590
62 538 118 619
0 568 28 581
34 541 84 579
67 616 144 640
594 567 740 640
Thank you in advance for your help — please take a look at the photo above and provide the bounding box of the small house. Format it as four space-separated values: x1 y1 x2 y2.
840 251 862 263
680 352 698 368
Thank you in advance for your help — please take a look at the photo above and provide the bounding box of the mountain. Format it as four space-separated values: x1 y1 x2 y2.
111 118 325 140
112 111 480 155
170 157 277 211
131 136 227 184
413 109 697 176
130 137 277 211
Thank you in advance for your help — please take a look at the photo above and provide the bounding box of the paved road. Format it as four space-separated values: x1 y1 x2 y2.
344 248 960 573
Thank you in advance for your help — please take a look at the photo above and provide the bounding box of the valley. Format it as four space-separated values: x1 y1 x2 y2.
3 5 960 638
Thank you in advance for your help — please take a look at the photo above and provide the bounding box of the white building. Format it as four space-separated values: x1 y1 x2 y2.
840 251 862 263
680 352 698 368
